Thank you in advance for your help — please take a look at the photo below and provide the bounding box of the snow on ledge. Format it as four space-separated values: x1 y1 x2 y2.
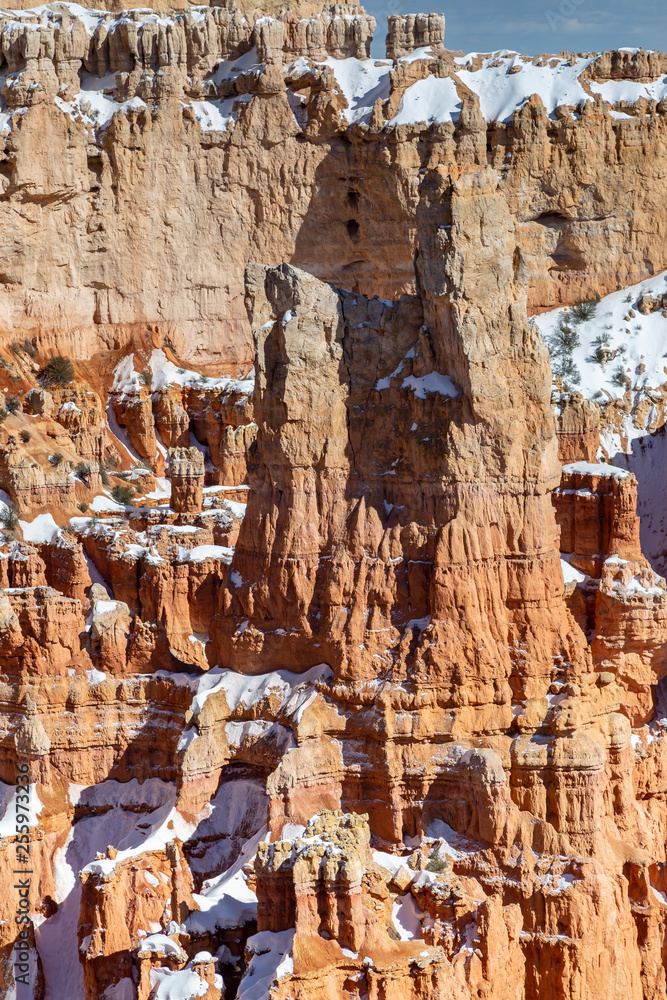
191 662 332 718
562 461 630 480
137 933 184 958
19 513 59 544
560 555 585 585
402 371 459 399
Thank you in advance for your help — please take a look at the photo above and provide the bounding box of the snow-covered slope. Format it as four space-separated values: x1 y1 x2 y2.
535 272 667 575
534 270 667 439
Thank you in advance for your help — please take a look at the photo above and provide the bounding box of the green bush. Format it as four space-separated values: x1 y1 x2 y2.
75 461 91 481
111 483 135 505
552 355 581 387
592 345 607 364
570 297 600 322
0 409 7 424
77 501 89 513
548 321 581 389
550 322 580 354
100 468 111 486
0 503 19 532
51 453 64 466
19 429 31 443
40 356 75 387
6 396 21 414
139 368 152 388
611 365 630 389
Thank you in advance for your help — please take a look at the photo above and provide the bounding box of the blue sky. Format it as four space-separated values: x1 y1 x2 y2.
364 0 667 57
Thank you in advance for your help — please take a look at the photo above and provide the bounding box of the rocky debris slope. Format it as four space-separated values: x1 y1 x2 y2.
1 3 667 1000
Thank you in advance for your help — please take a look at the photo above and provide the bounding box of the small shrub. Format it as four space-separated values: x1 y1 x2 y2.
553 355 581 387
115 470 130 481
40 356 75 387
19 429 30 443
0 503 19 532
592 345 607 364
77 501 89 513
6 396 21 414
426 856 450 873
139 368 152 388
570 296 600 322
75 461 91 481
10 341 21 355
611 365 630 389
0 409 7 424
50 453 64 466
111 483 135 505
551 322 580 354
23 339 37 359
100 468 111 486
103 454 120 470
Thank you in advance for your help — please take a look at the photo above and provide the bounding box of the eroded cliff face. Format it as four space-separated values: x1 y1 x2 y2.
2 3 667 1000
2 1 667 367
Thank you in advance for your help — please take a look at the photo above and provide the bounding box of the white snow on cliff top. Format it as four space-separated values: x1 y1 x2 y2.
2 4 664 128
297 48 666 126
457 53 595 121
0 2 209 31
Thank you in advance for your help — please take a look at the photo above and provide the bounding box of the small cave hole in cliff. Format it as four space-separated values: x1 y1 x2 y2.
347 218 360 240
534 211 588 271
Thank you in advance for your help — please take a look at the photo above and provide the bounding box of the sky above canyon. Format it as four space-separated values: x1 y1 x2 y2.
365 0 667 56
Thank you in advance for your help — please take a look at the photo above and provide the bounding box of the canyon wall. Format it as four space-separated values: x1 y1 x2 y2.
2 5 667 368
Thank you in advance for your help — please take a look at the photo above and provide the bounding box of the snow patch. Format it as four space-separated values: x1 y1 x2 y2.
19 513 59 544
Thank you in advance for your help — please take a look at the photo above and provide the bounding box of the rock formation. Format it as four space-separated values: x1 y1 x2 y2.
170 446 205 514
1 4 667 1000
